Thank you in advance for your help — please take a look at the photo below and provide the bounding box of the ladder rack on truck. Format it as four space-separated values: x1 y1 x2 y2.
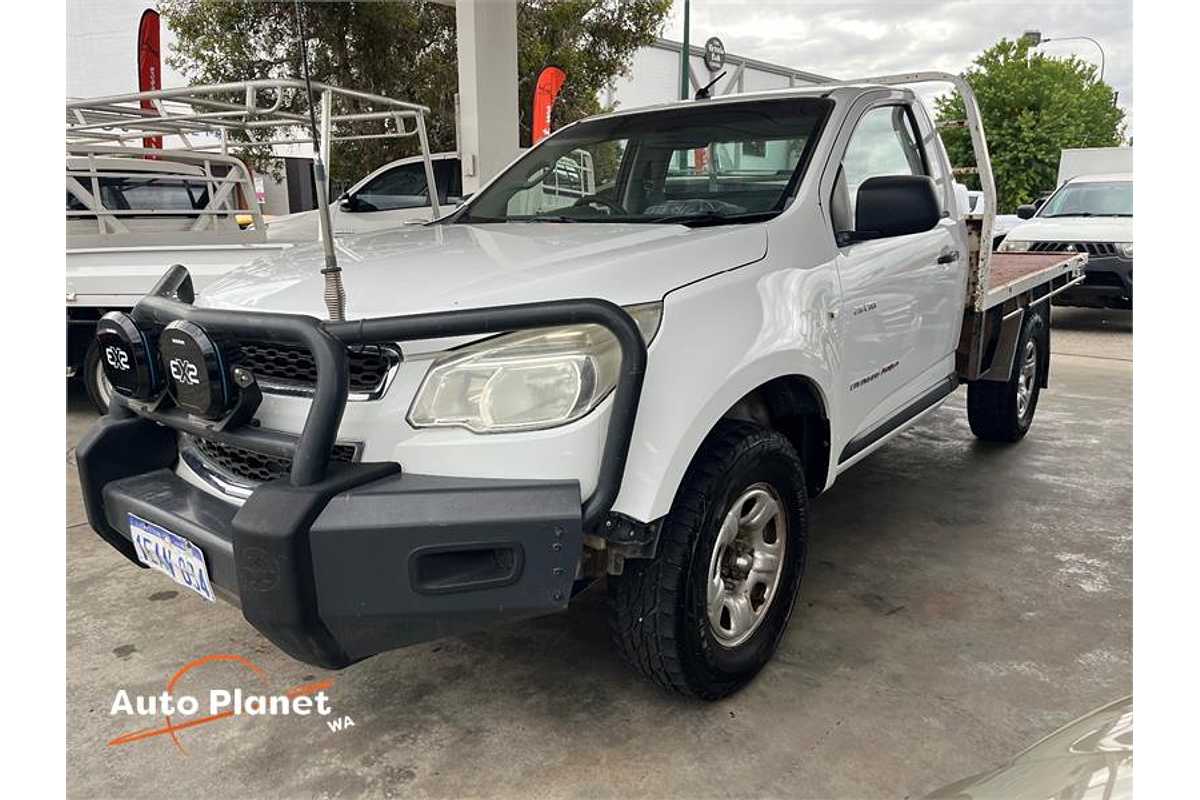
837 72 1086 383
66 79 443 235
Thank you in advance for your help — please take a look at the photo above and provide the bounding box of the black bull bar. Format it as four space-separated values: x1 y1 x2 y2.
77 265 648 668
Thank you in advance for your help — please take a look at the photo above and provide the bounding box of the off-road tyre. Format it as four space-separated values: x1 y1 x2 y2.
608 420 808 700
967 307 1048 442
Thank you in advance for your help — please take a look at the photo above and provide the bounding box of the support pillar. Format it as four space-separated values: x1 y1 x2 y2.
454 0 519 195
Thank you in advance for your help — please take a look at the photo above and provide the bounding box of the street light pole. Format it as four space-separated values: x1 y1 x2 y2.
679 0 691 100
1024 31 1106 82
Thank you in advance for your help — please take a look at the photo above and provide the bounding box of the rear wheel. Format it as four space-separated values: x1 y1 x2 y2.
83 340 114 415
967 308 1046 442
608 421 808 700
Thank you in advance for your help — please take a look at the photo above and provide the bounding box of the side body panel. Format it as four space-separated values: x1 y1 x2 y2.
608 103 851 521
611 241 840 521
816 89 970 448
830 231 957 437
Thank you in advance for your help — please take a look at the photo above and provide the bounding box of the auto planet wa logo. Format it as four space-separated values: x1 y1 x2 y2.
107 654 354 752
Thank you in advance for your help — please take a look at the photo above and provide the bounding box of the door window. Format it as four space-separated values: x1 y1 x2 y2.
833 105 928 230
351 159 464 211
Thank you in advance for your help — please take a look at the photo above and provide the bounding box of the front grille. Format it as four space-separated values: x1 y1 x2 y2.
238 341 399 396
1029 241 1119 256
188 435 358 484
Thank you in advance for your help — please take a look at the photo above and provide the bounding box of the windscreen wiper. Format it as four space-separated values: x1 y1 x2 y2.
1043 212 1097 218
456 213 509 224
646 210 780 227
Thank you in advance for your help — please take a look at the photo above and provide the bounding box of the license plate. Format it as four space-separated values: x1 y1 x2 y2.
128 514 216 602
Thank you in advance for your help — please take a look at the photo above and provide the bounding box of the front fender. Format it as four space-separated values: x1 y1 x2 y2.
611 260 839 523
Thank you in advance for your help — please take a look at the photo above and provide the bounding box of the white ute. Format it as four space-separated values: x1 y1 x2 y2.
79 73 1086 699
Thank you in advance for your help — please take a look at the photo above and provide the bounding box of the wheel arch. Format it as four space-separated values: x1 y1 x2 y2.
612 357 836 524
718 374 831 499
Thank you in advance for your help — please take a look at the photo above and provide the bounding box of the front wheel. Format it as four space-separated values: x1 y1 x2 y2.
967 308 1047 442
83 340 114 415
608 421 808 700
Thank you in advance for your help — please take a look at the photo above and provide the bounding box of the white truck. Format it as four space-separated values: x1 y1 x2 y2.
77 73 1085 699
66 80 443 410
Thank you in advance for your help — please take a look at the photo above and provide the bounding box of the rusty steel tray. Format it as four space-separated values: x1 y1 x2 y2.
983 251 1087 308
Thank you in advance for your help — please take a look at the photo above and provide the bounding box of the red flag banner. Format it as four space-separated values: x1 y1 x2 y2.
532 66 567 145
137 9 162 149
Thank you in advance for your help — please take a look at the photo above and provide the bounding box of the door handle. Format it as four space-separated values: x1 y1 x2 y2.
936 250 960 265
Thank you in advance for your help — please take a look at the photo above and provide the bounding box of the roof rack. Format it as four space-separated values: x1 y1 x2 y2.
65 79 442 224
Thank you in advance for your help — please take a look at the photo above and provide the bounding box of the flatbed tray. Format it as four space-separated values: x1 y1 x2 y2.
983 251 1087 309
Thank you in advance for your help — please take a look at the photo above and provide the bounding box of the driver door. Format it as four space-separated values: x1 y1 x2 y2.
830 102 964 451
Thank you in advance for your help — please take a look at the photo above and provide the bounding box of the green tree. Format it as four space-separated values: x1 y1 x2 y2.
159 0 671 187
935 37 1126 212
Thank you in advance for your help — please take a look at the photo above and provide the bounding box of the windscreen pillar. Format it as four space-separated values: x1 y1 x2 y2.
454 0 520 195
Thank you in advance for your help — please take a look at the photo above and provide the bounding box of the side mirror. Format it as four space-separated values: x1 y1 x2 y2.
339 194 353 211
1016 204 1037 219
840 175 940 244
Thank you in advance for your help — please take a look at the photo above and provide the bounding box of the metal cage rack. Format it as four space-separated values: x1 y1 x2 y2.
66 79 442 239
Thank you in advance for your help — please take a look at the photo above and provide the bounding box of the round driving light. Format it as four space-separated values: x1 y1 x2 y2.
159 320 238 419
94 311 162 401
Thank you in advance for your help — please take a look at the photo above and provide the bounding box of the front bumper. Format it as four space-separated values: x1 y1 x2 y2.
77 265 647 669
78 414 583 668
1053 255 1132 308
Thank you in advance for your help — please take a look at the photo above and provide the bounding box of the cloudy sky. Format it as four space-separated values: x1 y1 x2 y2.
661 0 1132 133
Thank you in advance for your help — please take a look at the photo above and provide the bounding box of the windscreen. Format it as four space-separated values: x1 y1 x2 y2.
1039 180 1132 218
458 98 830 225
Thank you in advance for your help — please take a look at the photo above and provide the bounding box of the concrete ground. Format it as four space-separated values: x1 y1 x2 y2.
66 307 1131 800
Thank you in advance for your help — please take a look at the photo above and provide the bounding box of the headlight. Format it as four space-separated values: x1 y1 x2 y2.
1117 242 1133 258
408 303 661 433
997 239 1033 252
